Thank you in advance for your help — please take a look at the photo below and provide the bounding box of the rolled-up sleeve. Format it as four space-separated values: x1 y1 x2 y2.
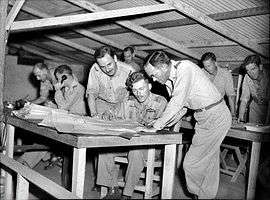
153 64 193 130
240 75 250 103
86 63 100 98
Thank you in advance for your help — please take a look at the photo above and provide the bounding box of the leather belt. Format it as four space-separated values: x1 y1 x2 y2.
195 98 223 113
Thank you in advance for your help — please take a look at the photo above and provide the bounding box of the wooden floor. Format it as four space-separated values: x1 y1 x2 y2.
27 153 269 199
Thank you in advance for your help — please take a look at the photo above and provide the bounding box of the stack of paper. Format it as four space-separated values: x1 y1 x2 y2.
244 123 270 133
12 103 67 120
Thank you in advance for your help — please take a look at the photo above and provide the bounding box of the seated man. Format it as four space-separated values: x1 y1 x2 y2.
97 72 167 199
54 64 87 116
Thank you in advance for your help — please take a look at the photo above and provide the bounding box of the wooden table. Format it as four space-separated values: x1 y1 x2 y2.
227 127 270 200
3 116 183 199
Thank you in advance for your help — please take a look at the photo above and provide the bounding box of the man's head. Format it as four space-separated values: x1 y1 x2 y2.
126 72 151 103
144 51 171 84
33 63 49 81
123 46 135 63
54 65 73 87
200 52 217 75
242 54 261 80
94 46 117 77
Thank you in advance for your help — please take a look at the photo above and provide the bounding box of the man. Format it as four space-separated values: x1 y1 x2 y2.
142 51 232 199
54 64 87 115
86 46 134 117
17 63 57 168
123 46 141 72
200 52 236 118
30 63 57 107
238 54 270 124
97 72 167 199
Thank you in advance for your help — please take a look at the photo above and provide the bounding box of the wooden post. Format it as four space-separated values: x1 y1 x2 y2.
72 147 86 198
0 0 8 115
16 174 29 200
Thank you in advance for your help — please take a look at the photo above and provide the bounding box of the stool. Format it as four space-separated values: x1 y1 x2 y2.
100 148 162 199
220 144 248 182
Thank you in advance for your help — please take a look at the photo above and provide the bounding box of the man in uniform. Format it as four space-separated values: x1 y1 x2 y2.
200 52 236 118
97 71 167 199
123 46 141 72
18 63 57 168
238 54 270 124
86 46 134 117
54 64 87 115
142 51 232 199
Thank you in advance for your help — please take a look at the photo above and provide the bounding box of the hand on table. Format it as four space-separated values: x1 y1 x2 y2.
135 126 158 133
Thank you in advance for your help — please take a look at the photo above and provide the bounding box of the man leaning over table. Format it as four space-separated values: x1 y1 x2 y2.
140 51 231 199
96 71 167 199
17 63 57 168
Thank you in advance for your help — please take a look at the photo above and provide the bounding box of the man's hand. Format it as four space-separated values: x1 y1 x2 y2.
135 126 158 133
54 82 64 90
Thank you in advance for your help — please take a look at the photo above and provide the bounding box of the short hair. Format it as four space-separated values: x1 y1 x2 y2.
126 71 148 90
242 54 261 69
34 63 48 70
123 46 135 54
54 64 72 77
94 46 115 60
200 52 216 62
146 51 171 68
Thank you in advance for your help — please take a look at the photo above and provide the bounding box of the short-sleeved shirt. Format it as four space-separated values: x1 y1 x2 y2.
39 68 57 101
124 93 167 124
86 61 134 104
54 76 87 115
154 60 222 130
240 68 270 105
203 67 235 97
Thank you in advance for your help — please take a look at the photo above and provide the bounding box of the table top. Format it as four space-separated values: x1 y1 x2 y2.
5 116 183 148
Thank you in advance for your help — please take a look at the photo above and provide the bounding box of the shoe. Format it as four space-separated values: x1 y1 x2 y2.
103 187 122 199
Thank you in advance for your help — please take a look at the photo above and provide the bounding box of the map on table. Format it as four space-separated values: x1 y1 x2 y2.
39 110 143 136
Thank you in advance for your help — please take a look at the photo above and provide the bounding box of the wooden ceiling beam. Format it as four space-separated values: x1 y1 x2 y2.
160 0 269 58
6 0 25 30
9 2 148 59
9 4 174 32
93 6 270 36
9 44 65 62
65 0 201 59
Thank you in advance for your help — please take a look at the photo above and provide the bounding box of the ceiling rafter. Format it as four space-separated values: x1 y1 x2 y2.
6 0 25 30
65 0 201 59
160 0 269 58
9 2 148 60
9 4 174 32
92 6 270 36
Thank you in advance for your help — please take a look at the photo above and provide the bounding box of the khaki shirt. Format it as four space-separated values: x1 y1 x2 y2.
39 68 57 101
203 67 235 97
124 93 167 124
240 68 270 105
55 77 87 115
86 61 134 104
154 60 222 130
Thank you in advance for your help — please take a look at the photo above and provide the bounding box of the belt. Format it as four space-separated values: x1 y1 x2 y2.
195 98 223 113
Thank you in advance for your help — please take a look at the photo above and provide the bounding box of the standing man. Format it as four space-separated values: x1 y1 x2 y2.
200 52 236 118
123 46 141 72
30 62 57 107
54 64 87 115
86 46 134 117
238 54 270 124
142 51 232 199
97 72 167 199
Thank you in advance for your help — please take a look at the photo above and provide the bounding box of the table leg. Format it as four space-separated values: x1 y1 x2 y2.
4 124 15 200
161 144 177 199
72 148 86 198
246 142 261 200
